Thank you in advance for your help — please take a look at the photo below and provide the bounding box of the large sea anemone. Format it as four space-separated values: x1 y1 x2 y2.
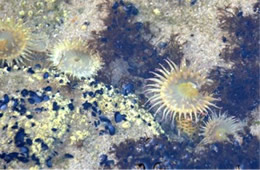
145 58 218 123
200 112 244 144
0 18 35 66
50 38 103 79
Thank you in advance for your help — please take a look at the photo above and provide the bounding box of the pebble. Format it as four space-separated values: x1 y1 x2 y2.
91 111 96 117
106 123 116 135
82 101 92 110
0 103 7 110
95 89 103 95
112 2 119 9
94 120 100 127
46 157 53 168
17 156 29 163
5 152 18 163
44 86 52 91
99 115 111 123
27 68 35 74
114 111 126 123
41 142 49 151
64 153 74 159
52 102 60 111
92 106 98 113
28 91 43 104
6 66 11 71
43 95 50 101
68 103 74 111
26 138 32 145
88 91 95 97
31 154 40 165
14 128 25 147
20 146 29 157
3 94 9 103
26 115 33 119
99 154 114 167
100 154 108 164
123 3 139 16
43 72 49 79
190 0 197 5
0 94 9 110
35 107 43 112
21 89 29 97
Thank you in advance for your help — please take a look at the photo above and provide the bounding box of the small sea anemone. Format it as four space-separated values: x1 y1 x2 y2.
50 38 103 79
145 58 218 123
200 112 244 144
0 18 35 66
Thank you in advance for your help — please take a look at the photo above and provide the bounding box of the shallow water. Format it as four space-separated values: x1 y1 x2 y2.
0 0 259 169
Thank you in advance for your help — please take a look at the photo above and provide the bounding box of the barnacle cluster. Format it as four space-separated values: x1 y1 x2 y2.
0 64 163 168
0 67 73 168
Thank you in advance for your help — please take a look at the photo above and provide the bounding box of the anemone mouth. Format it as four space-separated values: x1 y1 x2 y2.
145 58 218 123
200 112 244 144
0 18 33 66
50 38 104 79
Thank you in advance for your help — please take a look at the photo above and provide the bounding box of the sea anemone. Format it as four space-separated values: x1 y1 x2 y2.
200 112 244 144
50 38 103 79
145 58 218 123
0 18 35 66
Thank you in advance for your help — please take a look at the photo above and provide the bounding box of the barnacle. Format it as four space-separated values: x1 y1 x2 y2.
50 38 103 79
200 112 244 144
0 18 35 66
145 58 218 123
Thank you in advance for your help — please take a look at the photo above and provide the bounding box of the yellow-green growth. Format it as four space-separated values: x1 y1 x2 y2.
0 67 73 168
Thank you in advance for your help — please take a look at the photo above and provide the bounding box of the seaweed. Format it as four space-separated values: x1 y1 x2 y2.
110 132 259 169
90 0 183 90
209 4 260 119
110 135 189 169
194 129 260 169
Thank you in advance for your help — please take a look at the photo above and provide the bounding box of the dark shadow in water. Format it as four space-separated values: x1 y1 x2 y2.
209 3 260 120
90 0 183 93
